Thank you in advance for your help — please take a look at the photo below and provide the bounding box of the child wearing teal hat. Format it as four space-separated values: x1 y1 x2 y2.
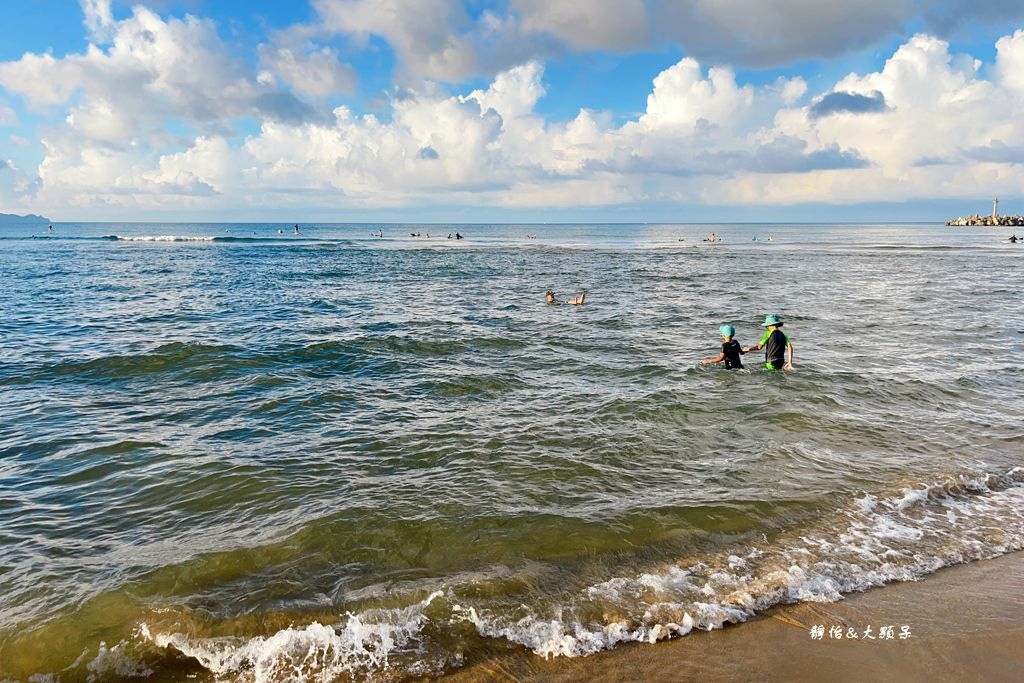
744 314 794 370
701 324 746 369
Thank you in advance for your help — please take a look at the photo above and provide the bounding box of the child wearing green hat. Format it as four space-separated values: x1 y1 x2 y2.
744 314 794 370
701 324 746 369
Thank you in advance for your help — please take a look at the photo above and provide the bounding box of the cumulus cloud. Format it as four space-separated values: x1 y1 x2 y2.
259 43 358 98
313 0 481 81
0 7 320 128
3 2 1024 217
305 1 1024 79
80 0 115 42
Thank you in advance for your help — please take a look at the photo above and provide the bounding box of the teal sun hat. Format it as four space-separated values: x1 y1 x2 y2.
719 324 736 337
761 314 783 327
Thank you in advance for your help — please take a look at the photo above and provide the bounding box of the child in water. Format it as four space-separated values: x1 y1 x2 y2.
701 324 745 369
744 314 794 370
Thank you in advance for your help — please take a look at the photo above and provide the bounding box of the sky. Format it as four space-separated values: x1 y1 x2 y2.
0 0 1023 222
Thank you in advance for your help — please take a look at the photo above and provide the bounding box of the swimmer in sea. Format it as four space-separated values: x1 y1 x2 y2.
565 291 586 305
48 224 53 234
294 224 300 234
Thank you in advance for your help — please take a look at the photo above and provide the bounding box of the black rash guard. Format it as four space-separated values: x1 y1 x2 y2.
722 339 744 369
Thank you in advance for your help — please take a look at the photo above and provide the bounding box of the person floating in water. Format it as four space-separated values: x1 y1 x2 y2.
701 324 746 369
447 233 452 239
566 291 586 305
546 290 586 305
48 224 53 234
703 232 718 242
293 224 300 234
456 231 463 240
1010 234 1019 243
744 314 794 370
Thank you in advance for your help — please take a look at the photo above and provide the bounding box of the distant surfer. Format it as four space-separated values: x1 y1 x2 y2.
1010 234 1019 243
278 229 283 234
456 231 463 240
701 324 746 369
294 224 299 235
48 224 53 234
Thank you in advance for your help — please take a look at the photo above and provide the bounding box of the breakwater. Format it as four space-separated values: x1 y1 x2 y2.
946 214 1024 226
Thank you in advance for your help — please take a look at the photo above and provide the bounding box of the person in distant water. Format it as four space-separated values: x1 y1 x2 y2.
703 232 717 242
48 224 53 234
278 229 283 234
751 235 757 241
1010 234 1019 243
545 290 585 305
448 233 453 239
701 324 746 369
767 235 775 242
744 314 794 370
565 291 586 305
456 231 463 240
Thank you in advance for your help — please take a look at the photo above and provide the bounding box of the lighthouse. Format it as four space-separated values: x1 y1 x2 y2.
992 195 999 221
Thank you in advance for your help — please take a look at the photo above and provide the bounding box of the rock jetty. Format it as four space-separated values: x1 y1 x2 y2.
946 195 1023 226
946 213 1024 226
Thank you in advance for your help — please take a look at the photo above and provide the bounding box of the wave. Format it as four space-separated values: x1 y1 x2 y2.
70 467 1024 681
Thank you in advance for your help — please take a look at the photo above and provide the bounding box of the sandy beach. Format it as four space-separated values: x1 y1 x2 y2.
444 551 1024 682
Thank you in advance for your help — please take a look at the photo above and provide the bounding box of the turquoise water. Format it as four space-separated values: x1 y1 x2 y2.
1 222 1023 681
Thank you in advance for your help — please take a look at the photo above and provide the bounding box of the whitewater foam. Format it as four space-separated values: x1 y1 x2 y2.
137 469 1024 678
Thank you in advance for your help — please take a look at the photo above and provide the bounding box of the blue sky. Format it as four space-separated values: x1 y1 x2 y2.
1 0 1023 221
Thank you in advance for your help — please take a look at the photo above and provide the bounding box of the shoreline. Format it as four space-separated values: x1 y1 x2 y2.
443 551 1024 682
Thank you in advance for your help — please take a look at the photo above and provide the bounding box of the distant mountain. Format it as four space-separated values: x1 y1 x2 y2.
0 212 51 224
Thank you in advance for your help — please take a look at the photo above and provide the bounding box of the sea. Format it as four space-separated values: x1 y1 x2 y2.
1 221 1022 681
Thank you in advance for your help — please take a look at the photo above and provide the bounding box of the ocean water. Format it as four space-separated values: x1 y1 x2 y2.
1 221 1022 681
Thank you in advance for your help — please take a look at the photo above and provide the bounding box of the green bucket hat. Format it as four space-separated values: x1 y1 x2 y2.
761 314 783 327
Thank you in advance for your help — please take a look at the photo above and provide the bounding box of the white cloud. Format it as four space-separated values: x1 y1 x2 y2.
313 0 480 81
3 3 1024 218
259 44 358 98
0 7 319 128
994 29 1024 94
80 0 115 42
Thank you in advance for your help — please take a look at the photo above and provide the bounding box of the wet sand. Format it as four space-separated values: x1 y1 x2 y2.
443 551 1024 682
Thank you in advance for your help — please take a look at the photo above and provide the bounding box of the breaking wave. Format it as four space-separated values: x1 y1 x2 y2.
110 468 1024 681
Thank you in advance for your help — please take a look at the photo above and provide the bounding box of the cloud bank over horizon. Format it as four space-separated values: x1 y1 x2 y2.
0 0 1023 220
